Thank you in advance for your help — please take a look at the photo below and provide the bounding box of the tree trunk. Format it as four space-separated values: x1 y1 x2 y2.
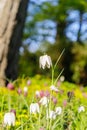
77 11 83 44
56 19 73 82
0 0 29 86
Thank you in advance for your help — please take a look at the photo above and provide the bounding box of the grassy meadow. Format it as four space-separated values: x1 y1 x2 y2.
0 75 87 130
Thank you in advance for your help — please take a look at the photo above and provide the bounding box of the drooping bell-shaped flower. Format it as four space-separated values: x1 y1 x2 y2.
60 75 65 82
39 96 49 107
78 106 85 113
24 86 28 93
23 86 28 96
50 85 59 92
39 54 52 69
46 110 56 120
35 90 41 98
55 107 62 115
30 103 40 114
4 112 15 126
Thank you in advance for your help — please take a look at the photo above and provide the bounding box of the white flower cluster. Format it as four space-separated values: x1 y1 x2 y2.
29 103 86 119
30 96 49 114
29 102 62 120
47 107 62 120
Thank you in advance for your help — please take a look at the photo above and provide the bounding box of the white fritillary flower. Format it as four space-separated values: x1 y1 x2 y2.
39 54 52 69
39 96 49 107
55 107 62 115
50 85 59 92
78 106 85 113
47 110 56 120
60 75 65 82
23 86 28 93
30 103 40 114
4 112 15 126
35 90 40 98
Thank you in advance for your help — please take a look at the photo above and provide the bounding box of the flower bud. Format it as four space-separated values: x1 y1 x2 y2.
7 83 14 90
27 80 31 86
10 109 16 116
52 97 57 105
67 91 74 101
17 88 22 95
23 87 28 97
35 90 40 98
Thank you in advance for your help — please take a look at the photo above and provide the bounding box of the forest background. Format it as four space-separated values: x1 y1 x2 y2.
19 0 87 85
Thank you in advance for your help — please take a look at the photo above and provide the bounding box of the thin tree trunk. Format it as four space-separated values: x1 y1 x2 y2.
77 11 83 43
0 0 29 86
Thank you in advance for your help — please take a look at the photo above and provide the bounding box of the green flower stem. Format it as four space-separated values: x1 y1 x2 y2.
20 95 30 118
54 49 65 69
54 68 64 85
51 66 54 85
38 105 42 128
18 95 22 110
49 116 53 130
51 49 65 86
47 98 51 130
29 114 36 130
46 105 49 130
48 91 53 130
20 95 29 109
16 120 30 130
8 91 11 111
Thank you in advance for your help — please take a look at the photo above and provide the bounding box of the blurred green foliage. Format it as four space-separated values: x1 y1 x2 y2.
71 43 87 84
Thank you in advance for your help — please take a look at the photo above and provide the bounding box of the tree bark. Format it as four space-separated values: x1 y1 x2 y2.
0 0 29 86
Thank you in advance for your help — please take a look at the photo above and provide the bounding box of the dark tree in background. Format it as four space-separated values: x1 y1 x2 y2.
0 0 29 86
